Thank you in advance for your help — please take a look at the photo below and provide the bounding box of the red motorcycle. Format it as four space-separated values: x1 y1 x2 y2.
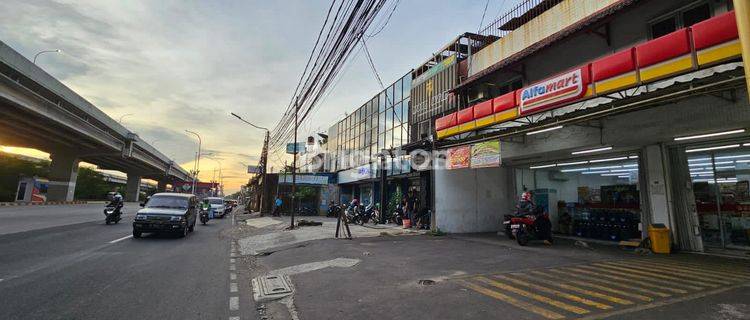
503 206 553 246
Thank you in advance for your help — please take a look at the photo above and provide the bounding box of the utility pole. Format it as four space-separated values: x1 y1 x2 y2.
230 112 270 213
291 101 299 230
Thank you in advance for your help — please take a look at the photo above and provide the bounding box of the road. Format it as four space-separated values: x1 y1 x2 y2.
0 204 255 320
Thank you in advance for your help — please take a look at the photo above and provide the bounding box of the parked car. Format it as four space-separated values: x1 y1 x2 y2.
133 193 198 238
205 197 227 218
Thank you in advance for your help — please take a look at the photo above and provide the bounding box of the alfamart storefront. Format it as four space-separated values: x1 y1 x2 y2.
432 11 750 253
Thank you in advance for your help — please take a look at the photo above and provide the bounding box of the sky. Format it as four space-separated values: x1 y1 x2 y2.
0 0 520 193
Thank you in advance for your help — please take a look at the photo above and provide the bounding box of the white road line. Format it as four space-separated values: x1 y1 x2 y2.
230 273 237 280
229 264 236 271
230 258 236 263
109 235 133 244
230 282 238 293
229 317 240 320
229 296 239 311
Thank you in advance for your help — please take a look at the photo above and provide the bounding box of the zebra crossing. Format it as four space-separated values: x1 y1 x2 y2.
458 258 750 319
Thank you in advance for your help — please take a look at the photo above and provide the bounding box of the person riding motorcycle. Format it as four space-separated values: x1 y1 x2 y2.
201 199 214 219
516 190 535 216
514 189 552 245
108 192 124 211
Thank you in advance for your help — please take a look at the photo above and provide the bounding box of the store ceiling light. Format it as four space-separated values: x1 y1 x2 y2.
618 175 630 178
529 164 556 169
688 157 711 162
689 171 713 175
526 125 563 136
590 165 621 170
737 159 750 163
628 155 638 159
714 166 735 170
572 146 613 155
623 164 639 167
610 168 638 172
688 163 712 167
674 129 746 141
686 144 741 153
601 173 625 176
590 157 628 163
715 154 750 160
560 168 589 172
582 170 610 174
558 161 589 166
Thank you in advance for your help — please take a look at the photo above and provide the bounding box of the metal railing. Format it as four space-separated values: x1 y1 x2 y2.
478 0 563 39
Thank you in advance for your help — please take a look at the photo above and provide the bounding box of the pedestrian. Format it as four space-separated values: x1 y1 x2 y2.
405 189 418 228
273 196 282 216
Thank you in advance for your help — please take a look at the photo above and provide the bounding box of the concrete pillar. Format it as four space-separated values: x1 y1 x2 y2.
157 180 168 192
641 144 673 232
47 151 80 202
126 173 141 202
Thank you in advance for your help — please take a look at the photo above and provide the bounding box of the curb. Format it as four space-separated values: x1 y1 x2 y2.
0 200 88 207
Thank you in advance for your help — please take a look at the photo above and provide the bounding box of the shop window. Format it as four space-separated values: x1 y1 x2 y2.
651 16 677 38
650 2 712 38
683 3 711 27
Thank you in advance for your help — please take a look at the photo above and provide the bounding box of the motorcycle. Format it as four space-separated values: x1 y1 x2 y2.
326 203 342 218
345 205 363 225
103 203 123 225
361 203 380 225
200 208 210 225
503 206 553 246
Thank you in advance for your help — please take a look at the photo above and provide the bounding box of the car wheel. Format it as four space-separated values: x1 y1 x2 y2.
180 226 188 238
188 223 195 232
105 219 110 225
133 230 142 238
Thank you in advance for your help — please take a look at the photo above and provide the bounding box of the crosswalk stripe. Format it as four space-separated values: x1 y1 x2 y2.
458 280 566 320
476 276 590 315
568 266 688 294
526 271 634 305
607 260 738 285
592 263 714 289
647 260 750 278
495 275 613 310
548 269 668 298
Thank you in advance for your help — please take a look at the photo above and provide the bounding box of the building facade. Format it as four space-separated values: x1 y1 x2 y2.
428 0 749 253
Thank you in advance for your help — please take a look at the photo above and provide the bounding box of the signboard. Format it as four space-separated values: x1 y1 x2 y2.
519 67 588 115
471 140 501 168
338 164 373 184
286 142 305 154
279 174 331 185
247 165 261 174
446 145 471 170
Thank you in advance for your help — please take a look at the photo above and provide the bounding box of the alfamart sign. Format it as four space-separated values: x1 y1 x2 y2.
519 68 587 115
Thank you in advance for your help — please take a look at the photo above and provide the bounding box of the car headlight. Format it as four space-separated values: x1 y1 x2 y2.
170 216 185 222
135 215 147 220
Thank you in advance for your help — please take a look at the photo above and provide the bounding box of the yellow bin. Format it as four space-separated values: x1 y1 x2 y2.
648 224 671 254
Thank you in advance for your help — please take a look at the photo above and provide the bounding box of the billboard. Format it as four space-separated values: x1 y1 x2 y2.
471 140 501 168
446 145 471 170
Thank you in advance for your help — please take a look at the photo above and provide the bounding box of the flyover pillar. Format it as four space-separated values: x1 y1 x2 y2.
47 150 80 202
125 173 141 202
157 180 168 192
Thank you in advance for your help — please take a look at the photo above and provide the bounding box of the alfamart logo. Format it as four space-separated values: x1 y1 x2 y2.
520 68 584 114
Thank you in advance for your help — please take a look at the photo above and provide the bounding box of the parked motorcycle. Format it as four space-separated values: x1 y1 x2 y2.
326 203 342 218
103 203 123 225
503 206 552 246
345 205 363 225
361 203 380 225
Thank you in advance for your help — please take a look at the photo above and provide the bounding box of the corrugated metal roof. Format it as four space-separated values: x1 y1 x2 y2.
453 0 639 93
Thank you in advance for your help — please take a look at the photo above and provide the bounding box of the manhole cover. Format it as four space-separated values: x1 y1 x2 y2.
418 279 435 286
252 275 293 302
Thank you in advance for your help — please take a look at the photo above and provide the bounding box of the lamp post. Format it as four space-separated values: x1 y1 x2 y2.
185 130 202 195
230 112 270 214
33 49 61 64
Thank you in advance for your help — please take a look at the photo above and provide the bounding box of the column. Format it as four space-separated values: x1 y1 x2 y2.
47 150 80 202
641 144 673 231
126 173 141 202
157 180 168 192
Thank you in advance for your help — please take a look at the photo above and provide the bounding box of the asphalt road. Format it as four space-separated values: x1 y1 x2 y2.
0 205 254 320
0 202 138 235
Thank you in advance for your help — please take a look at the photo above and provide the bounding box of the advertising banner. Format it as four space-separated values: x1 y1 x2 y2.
286 142 305 154
471 140 501 168
247 165 261 174
447 145 471 170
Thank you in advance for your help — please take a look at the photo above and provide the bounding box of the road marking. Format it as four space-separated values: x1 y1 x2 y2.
495 275 612 310
524 272 633 305
230 282 238 293
108 235 133 244
537 270 653 302
229 264 236 271
458 280 565 320
605 260 737 285
230 258 236 263
476 276 589 315
632 260 750 279
570 266 689 294
549 269 670 298
229 317 240 320
590 263 709 290
229 296 239 311
230 273 237 280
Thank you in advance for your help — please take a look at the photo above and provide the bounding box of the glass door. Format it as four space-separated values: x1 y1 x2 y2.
688 150 750 250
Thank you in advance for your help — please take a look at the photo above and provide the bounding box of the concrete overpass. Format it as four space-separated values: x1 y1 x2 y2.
0 40 193 202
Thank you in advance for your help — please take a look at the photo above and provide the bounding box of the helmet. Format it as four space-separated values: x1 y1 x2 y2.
521 192 532 202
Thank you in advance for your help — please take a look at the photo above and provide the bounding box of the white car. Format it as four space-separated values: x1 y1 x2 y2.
205 197 227 218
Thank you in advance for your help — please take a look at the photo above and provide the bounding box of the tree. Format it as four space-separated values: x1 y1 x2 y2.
0 154 49 202
74 167 114 200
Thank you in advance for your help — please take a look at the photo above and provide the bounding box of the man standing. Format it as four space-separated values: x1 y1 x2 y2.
273 196 283 217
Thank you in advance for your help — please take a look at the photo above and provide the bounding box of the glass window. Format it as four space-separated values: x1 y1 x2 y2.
379 92 386 112
403 75 412 99
394 79 403 102
371 116 378 134
651 16 677 38
394 102 403 126
393 125 402 147
385 130 393 149
683 3 711 27
378 133 385 149
379 111 386 133
386 107 393 131
403 98 410 125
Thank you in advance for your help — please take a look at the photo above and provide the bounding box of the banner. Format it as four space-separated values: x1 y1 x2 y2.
447 145 471 170
247 165 261 174
286 142 305 154
471 140 501 168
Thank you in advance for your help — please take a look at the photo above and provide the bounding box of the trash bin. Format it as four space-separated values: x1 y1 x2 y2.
648 224 671 254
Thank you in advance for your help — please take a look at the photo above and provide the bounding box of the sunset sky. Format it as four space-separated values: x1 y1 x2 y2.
0 0 520 193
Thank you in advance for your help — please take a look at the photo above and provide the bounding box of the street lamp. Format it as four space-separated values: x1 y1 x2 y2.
118 113 133 124
33 49 62 64
185 130 202 195
231 112 270 215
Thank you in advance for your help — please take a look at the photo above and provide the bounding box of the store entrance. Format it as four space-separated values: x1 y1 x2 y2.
517 153 642 242
687 146 750 251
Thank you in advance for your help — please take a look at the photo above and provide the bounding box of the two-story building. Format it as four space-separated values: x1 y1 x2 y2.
430 0 749 254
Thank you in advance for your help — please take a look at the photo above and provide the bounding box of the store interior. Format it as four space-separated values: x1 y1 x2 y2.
516 154 641 242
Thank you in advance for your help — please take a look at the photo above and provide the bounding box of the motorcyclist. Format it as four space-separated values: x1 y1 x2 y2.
516 189 535 216
202 199 214 219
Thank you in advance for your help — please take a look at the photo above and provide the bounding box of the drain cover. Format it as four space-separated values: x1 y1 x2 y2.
252 275 293 302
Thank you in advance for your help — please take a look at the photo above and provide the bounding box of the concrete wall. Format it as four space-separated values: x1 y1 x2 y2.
434 167 514 233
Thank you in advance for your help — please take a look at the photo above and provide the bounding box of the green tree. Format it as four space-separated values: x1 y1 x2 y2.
74 167 113 200
0 154 49 202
